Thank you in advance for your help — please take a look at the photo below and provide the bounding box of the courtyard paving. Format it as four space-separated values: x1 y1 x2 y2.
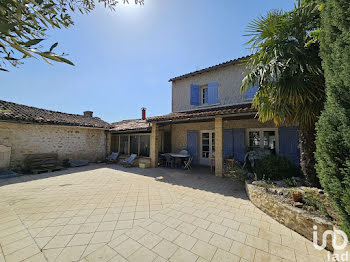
0 164 329 262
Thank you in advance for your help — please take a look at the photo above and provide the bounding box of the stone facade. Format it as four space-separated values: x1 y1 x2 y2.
245 181 334 251
0 122 107 168
172 64 247 112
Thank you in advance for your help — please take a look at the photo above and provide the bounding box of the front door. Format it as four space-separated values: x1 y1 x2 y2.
200 131 215 166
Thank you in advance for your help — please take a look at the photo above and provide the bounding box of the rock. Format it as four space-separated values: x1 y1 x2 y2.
294 202 303 208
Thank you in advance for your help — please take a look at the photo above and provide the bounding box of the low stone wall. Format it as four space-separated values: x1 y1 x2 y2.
245 181 334 251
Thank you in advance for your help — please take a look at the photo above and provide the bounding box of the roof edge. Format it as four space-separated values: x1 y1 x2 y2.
168 55 251 82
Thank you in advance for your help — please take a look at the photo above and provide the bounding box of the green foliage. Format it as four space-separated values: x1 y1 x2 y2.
0 0 144 71
284 177 298 187
254 154 301 181
303 189 329 218
224 161 249 183
315 0 350 237
242 0 325 186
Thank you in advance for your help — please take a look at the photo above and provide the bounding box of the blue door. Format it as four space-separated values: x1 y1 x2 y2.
187 131 198 164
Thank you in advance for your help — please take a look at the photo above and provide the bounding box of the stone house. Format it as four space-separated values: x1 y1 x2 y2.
146 56 300 177
0 100 110 169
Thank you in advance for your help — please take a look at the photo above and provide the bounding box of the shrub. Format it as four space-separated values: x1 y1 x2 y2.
254 154 301 181
316 0 350 236
224 161 249 183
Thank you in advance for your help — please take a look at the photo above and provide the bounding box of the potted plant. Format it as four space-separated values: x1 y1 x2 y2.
291 189 303 202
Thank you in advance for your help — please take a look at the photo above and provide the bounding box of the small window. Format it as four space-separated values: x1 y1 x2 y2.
263 131 276 152
246 129 278 153
201 86 208 105
249 131 260 148
245 85 258 100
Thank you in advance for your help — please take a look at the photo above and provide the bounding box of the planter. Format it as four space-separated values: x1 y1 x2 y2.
292 191 303 202
245 181 334 251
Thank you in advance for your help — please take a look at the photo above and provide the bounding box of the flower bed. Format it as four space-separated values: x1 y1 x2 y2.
245 180 335 251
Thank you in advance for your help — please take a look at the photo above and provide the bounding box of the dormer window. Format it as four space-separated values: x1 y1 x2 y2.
201 86 208 105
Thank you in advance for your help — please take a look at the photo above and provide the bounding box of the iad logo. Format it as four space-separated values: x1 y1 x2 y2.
313 225 349 262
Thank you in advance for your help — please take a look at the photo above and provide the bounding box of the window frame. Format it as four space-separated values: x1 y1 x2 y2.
200 85 208 105
111 133 151 157
245 128 279 153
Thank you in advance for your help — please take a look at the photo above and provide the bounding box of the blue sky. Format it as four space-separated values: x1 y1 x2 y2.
1 0 294 123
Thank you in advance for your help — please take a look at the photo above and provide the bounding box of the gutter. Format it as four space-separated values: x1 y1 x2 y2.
148 111 257 124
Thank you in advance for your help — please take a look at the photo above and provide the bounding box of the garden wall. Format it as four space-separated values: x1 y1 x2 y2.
245 181 335 251
0 122 108 168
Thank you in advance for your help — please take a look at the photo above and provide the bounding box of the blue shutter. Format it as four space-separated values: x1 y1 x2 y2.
279 126 300 166
187 131 198 163
245 85 258 100
208 82 218 104
224 129 234 158
233 128 245 163
190 84 200 106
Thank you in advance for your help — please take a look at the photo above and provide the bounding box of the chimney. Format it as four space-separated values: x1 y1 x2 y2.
84 111 93 117
141 107 146 120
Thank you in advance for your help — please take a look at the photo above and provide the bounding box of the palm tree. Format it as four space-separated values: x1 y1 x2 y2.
241 1 325 186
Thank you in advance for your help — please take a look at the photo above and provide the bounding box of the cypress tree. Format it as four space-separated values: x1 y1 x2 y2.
315 0 350 236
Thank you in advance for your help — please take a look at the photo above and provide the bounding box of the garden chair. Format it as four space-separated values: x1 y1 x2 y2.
106 152 119 163
184 155 193 170
121 154 137 167
164 154 174 168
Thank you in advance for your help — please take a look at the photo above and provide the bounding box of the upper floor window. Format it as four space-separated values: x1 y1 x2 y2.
201 86 208 105
190 82 218 106
245 85 258 100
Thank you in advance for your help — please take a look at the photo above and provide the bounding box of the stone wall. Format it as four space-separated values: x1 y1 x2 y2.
0 122 107 168
245 181 334 251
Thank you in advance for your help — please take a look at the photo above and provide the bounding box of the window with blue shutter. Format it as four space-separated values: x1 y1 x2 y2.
208 82 218 104
190 84 200 106
245 85 258 100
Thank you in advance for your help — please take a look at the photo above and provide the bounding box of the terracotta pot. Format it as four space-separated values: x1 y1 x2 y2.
292 192 303 202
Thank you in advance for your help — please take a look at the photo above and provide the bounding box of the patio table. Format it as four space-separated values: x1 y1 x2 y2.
161 153 190 168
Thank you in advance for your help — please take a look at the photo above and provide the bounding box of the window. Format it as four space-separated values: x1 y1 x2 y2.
263 131 276 151
246 129 278 153
249 131 260 148
140 135 150 157
120 136 129 154
130 136 139 155
111 135 119 152
201 86 208 105
112 134 151 157
245 85 258 100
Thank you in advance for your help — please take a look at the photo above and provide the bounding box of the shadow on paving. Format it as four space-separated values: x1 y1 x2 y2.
0 163 248 200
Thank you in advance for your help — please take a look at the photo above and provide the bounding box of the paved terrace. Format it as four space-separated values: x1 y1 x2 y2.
0 165 328 262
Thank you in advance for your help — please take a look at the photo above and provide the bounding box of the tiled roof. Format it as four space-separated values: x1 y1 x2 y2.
147 103 256 122
169 55 251 82
0 100 109 128
110 119 151 133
